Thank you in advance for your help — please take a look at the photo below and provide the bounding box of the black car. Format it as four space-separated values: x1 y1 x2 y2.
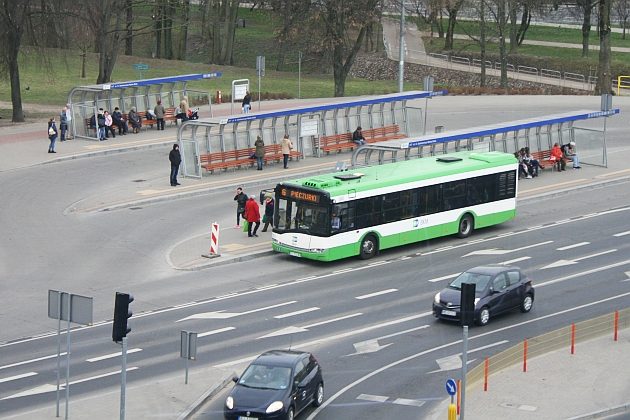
224 350 324 420
432 265 535 326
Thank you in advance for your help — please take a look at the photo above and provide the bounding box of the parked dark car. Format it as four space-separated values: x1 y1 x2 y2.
432 265 535 326
224 350 324 420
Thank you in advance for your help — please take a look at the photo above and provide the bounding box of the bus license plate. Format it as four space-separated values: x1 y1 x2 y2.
289 252 302 257
442 310 456 316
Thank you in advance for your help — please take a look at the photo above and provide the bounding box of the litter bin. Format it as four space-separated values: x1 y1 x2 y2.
435 125 444 133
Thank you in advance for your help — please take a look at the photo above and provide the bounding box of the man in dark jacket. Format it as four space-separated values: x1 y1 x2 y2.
352 126 366 146
233 187 248 227
112 107 128 135
169 144 181 186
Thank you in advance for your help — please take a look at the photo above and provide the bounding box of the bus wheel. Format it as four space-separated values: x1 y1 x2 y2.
360 234 378 260
457 214 474 238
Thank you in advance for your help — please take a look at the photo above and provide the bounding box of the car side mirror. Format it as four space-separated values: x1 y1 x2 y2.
294 380 300 389
489 286 495 294
232 375 239 383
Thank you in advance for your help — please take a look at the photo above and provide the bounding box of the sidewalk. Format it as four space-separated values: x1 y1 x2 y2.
429 331 630 419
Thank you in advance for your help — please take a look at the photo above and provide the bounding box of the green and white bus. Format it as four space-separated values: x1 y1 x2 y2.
271 151 518 262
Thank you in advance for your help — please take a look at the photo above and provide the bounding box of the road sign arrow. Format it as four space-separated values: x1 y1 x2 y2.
257 326 308 339
348 339 393 356
2 384 59 400
177 311 234 321
463 249 508 256
540 249 617 270
622 271 630 282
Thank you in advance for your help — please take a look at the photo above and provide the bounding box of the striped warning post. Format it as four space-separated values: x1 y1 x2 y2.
202 222 221 259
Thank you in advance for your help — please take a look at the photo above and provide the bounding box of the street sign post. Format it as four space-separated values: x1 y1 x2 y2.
180 331 198 384
446 378 457 420
256 55 265 111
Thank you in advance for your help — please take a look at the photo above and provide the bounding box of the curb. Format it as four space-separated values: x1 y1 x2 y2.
175 250 277 271
43 139 175 165
177 371 236 420
567 402 630 419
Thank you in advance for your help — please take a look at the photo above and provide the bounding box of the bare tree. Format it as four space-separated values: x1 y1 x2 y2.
444 0 465 50
203 0 240 65
597 0 612 94
266 0 312 70
178 0 190 60
614 0 630 38
576 0 597 57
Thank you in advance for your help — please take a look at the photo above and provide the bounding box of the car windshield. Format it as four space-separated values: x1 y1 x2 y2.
276 198 329 236
449 271 492 291
238 364 292 390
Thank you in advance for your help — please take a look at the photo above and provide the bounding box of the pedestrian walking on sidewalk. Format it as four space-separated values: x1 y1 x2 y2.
281 134 293 169
254 135 265 170
47 117 58 153
169 144 181 186
64 104 73 140
244 195 261 237
234 187 248 227
242 91 252 114
261 195 274 232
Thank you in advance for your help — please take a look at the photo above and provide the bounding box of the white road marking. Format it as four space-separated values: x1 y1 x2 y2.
429 340 509 373
540 249 617 269
498 256 531 265
2 368 138 400
428 273 459 283
257 326 309 339
304 313 363 328
355 289 398 300
86 348 142 363
274 307 320 319
176 301 297 322
613 230 630 237
537 259 630 287
557 242 590 250
357 394 388 403
348 325 430 356
0 353 67 371
0 372 37 384
198 327 236 338
306 292 630 420
393 398 426 407
464 241 554 257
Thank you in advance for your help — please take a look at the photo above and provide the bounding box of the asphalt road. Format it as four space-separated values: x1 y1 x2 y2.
1 95 630 419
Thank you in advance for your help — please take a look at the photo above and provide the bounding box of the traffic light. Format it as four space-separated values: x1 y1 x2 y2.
460 283 476 327
112 292 134 343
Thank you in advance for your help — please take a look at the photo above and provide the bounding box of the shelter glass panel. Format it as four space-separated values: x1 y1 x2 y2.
572 126 605 167
233 123 250 150
549 125 561 150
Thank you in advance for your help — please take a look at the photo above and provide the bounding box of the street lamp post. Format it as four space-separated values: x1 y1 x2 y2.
399 2 405 93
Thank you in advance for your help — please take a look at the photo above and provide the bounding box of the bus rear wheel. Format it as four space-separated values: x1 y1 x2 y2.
457 214 474 238
360 234 378 260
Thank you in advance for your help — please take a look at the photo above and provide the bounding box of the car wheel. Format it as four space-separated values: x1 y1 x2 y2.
477 307 490 326
286 406 294 420
313 382 324 407
359 234 378 260
520 294 534 313
457 214 474 238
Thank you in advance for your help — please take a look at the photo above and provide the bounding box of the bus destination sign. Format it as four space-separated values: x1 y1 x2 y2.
280 187 321 204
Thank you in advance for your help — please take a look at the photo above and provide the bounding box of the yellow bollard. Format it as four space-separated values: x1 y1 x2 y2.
448 403 457 420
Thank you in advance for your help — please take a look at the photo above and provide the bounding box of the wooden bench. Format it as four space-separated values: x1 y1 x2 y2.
319 124 406 154
200 144 303 173
163 107 178 126
531 150 570 172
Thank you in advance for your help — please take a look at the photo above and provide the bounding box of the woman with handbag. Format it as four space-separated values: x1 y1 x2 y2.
261 195 274 232
281 134 293 169
47 117 58 153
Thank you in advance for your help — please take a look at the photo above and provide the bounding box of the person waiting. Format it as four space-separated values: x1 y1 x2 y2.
127 107 141 134
550 143 566 171
522 147 540 177
561 141 581 169
352 126 366 146
515 151 532 179
112 107 128 135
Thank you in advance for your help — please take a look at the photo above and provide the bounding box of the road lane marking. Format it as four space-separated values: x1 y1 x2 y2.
613 230 630 237
357 394 388 403
2 368 139 400
176 300 298 322
305 292 630 420
198 327 236 338
274 307 320 319
428 273 459 283
86 348 142 363
304 313 363 328
0 353 67 370
498 256 531 265
537 259 630 287
0 372 37 384
393 398 426 407
464 241 554 257
348 325 431 356
540 249 618 269
355 289 398 300
557 242 590 250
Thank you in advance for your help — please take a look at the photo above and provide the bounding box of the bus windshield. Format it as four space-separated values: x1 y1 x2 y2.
276 198 330 236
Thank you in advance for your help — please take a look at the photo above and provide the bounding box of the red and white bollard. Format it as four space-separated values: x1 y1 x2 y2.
202 222 221 259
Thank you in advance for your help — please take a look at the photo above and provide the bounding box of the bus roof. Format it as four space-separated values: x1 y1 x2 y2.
285 151 517 197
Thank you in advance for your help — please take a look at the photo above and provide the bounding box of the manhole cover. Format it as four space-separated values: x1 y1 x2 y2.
132 179 146 183
129 207 143 210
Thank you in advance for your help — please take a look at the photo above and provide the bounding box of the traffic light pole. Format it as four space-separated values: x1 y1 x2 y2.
461 325 468 420
120 336 128 420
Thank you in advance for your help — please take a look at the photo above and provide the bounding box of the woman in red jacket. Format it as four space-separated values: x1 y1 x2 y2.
244 195 261 237
550 143 566 171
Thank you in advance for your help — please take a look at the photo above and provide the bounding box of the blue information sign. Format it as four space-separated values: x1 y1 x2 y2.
445 378 457 396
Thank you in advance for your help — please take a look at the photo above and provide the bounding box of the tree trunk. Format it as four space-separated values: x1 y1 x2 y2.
155 2 163 58
480 0 487 87
96 2 123 84
8 34 25 122
597 0 612 94
125 0 133 55
178 0 190 60
516 7 530 46
444 9 457 50
333 26 367 97
497 0 508 88
581 2 592 57
508 0 517 53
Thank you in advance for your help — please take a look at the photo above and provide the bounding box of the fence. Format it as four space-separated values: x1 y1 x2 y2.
466 308 630 391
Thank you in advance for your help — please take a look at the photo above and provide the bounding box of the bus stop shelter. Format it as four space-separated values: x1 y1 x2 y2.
350 109 620 168
67 73 219 140
178 90 446 178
